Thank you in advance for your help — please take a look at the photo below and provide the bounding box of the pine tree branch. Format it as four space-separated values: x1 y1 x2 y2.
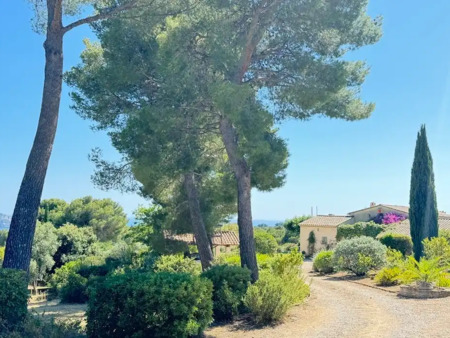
62 0 139 34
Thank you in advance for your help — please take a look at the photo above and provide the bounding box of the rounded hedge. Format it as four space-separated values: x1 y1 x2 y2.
87 271 213 338
313 250 334 274
201 265 251 321
333 236 387 276
377 233 413 256
0 269 29 331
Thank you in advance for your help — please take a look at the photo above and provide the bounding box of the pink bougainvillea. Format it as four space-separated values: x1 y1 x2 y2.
381 212 407 224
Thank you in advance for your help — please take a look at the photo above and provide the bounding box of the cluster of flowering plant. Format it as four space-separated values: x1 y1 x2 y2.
372 212 407 224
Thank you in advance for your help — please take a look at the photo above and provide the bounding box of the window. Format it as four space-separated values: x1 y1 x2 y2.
321 236 328 245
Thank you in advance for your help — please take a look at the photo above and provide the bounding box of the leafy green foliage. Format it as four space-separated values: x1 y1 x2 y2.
336 222 384 241
377 233 413 256
201 265 251 321
423 237 450 266
153 255 201 275
0 269 28 331
0 246 4 266
409 125 438 260
38 199 68 227
439 229 450 243
54 224 97 269
254 230 278 254
333 236 387 275
2 316 84 338
64 196 128 242
0 229 8 246
87 272 213 338
313 251 334 274
60 273 88 304
281 216 310 243
399 257 448 284
374 266 402 286
29 222 60 285
243 270 309 325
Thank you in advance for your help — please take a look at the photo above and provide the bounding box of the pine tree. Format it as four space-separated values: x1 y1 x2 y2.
409 125 438 260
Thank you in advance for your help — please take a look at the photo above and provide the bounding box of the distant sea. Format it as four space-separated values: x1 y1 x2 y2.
0 213 11 230
127 218 283 227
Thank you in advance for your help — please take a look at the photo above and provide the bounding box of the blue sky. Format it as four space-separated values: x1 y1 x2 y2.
1 1 450 220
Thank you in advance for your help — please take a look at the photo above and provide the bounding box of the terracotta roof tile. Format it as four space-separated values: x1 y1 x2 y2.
349 204 450 218
299 215 352 227
163 231 239 246
383 217 450 236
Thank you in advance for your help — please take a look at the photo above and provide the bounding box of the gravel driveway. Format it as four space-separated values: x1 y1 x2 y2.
206 261 450 338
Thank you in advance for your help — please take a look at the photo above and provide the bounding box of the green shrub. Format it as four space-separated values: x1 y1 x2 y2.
0 246 4 265
423 237 450 266
399 256 448 284
0 269 29 331
333 236 387 276
254 230 278 254
336 222 384 241
313 251 334 274
153 254 201 275
50 260 83 293
439 229 450 243
213 253 272 269
269 250 303 277
278 243 297 253
243 271 309 325
374 266 402 286
60 273 88 303
3 316 85 338
87 272 213 338
377 233 413 255
201 265 251 321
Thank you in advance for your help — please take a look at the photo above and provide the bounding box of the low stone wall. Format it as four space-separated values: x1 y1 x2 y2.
398 284 450 299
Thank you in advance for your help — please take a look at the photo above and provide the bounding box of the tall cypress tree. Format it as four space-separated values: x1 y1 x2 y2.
409 125 438 260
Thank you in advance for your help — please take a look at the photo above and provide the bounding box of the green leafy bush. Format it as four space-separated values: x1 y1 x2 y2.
439 229 450 243
50 260 83 294
87 272 213 338
243 250 309 324
269 250 303 277
377 233 413 255
153 254 201 275
201 265 251 321
423 237 450 266
243 271 309 325
333 236 387 276
399 256 448 284
374 266 402 286
0 269 29 331
254 230 278 254
60 273 88 303
336 222 384 241
4 316 85 338
313 250 334 274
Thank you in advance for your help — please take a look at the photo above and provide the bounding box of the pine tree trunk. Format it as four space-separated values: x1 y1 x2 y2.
219 117 258 282
183 172 214 270
3 1 63 271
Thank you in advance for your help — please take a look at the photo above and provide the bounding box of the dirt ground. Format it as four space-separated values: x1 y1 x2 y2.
206 261 450 338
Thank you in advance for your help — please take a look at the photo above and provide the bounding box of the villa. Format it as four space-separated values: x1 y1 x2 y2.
299 202 450 255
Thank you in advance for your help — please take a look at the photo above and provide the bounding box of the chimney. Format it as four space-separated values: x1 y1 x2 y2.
370 202 376 207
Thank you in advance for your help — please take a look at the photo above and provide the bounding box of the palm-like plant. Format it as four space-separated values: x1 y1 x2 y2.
400 256 448 284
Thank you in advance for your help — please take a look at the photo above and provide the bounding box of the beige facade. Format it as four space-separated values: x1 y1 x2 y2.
299 225 338 254
299 215 352 256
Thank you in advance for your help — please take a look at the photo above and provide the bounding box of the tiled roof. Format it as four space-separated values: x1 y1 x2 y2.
383 217 450 236
349 204 450 218
164 231 239 246
299 215 352 227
